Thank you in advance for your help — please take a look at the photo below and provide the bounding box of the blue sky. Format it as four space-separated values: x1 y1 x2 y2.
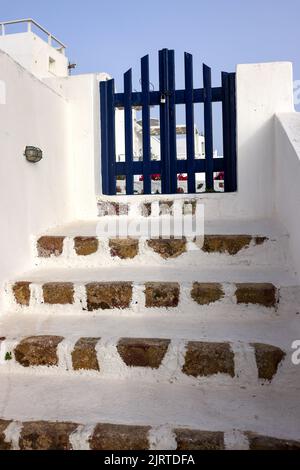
2 1 299 81
1 0 299 150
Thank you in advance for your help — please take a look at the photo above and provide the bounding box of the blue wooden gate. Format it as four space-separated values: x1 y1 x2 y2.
100 49 237 195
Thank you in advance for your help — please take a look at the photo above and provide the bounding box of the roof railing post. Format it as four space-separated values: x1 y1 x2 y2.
48 34 52 46
27 20 32 32
1 24 5 35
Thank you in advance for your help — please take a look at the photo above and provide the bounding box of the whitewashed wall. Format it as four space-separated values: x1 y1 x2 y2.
235 62 294 218
45 72 109 219
275 113 300 281
0 49 72 292
0 32 68 79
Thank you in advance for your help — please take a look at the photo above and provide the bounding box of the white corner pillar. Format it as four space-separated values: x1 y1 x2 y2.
236 62 294 218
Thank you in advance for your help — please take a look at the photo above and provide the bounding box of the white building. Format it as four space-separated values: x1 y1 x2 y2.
115 111 206 162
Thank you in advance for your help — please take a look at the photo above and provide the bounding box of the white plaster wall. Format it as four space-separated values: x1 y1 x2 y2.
0 49 72 295
45 72 109 218
236 62 294 218
0 32 68 79
275 113 300 282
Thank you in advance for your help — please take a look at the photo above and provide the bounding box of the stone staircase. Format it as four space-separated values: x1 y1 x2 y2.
0 197 300 450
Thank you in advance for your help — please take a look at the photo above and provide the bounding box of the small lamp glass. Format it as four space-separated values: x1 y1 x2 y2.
24 146 43 163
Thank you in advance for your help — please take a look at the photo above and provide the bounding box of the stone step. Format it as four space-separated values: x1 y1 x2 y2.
0 372 299 448
0 336 286 384
1 294 299 345
33 234 290 270
36 234 269 258
32 218 292 269
8 279 279 313
1 418 300 450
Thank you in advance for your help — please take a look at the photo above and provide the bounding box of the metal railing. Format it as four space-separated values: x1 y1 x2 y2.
0 19 66 54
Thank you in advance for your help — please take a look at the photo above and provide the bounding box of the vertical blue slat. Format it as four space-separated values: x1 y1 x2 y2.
159 48 171 194
100 80 109 194
141 55 151 194
221 72 230 192
168 49 177 194
222 72 237 192
228 72 237 191
203 64 214 191
124 69 134 195
107 78 116 195
184 52 195 193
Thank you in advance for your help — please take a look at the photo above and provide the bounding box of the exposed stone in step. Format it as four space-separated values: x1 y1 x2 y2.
12 281 31 306
19 421 77 450
251 343 286 381
72 337 100 371
200 235 267 255
98 201 129 216
37 236 64 257
14 335 64 367
86 282 132 311
141 202 152 217
145 282 180 308
43 282 74 305
117 338 170 368
159 200 173 215
175 429 225 450
191 282 224 305
74 237 98 256
89 423 150 450
182 341 235 377
0 420 11 450
246 432 300 450
147 238 186 259
109 239 139 259
254 236 267 246
235 283 276 307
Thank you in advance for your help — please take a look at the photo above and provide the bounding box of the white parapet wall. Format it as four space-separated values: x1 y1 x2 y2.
44 72 109 220
0 49 73 291
0 31 68 79
275 113 300 282
235 61 294 218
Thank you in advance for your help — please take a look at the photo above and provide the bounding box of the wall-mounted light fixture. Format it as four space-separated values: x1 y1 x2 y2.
24 146 43 163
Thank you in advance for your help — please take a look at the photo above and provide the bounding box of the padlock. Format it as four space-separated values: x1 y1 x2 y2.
160 93 166 104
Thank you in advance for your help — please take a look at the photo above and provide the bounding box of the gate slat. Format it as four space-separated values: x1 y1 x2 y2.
222 72 237 192
159 48 171 194
141 55 151 194
124 69 134 195
168 49 178 194
203 64 214 191
222 72 230 192
184 52 196 193
100 80 109 194
107 78 116 195
228 72 237 192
